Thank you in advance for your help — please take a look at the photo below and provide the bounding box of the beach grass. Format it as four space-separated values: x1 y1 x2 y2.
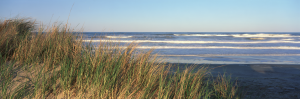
0 18 245 99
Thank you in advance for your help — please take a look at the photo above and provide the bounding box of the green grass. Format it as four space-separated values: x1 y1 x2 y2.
0 18 245 99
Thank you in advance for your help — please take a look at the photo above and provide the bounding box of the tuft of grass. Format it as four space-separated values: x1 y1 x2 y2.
0 18 246 99
0 18 35 60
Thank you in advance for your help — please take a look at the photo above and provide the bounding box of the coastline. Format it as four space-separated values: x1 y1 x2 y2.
166 63 300 98
2 18 299 98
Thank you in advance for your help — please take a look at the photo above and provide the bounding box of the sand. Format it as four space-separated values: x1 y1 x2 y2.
168 63 300 99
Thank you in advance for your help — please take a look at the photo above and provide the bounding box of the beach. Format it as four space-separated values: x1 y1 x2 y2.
167 63 300 98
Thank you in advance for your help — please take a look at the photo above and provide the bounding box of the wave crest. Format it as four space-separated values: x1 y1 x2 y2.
174 33 298 38
106 36 132 38
174 34 229 36
132 46 300 49
232 34 293 37
82 40 300 44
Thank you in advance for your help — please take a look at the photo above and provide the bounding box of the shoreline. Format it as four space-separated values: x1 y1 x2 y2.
166 63 300 98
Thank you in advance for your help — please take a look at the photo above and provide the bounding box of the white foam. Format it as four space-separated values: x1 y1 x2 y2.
130 46 300 49
174 34 230 36
161 58 300 64
281 39 294 41
82 40 300 44
156 54 300 56
173 33 299 37
248 38 265 40
155 55 300 64
105 36 132 38
232 34 295 37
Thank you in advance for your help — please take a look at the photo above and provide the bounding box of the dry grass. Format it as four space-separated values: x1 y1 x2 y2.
0 18 245 99
0 18 35 60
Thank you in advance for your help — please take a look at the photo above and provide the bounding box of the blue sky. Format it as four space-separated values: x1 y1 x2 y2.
1 0 299 32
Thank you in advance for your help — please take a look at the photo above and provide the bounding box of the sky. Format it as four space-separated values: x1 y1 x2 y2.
1 0 299 32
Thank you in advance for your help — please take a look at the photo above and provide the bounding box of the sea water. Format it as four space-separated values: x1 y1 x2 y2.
78 32 300 64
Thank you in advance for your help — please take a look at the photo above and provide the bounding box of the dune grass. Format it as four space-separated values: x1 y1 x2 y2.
0 18 245 99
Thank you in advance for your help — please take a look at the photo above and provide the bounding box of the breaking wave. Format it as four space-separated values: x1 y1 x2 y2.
174 33 299 38
82 40 300 44
281 39 295 41
129 46 300 49
174 34 230 36
156 54 300 56
105 36 132 38
232 34 295 37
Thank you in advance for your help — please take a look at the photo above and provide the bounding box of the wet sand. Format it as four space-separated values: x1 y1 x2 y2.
167 63 300 99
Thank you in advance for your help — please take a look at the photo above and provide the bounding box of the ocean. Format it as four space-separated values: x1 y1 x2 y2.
78 32 300 64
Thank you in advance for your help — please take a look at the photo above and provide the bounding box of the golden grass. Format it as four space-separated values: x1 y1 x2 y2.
0 18 245 99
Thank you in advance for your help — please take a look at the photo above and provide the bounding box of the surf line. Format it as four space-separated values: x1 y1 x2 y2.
94 46 300 50
131 46 300 50
156 54 300 56
81 40 300 44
